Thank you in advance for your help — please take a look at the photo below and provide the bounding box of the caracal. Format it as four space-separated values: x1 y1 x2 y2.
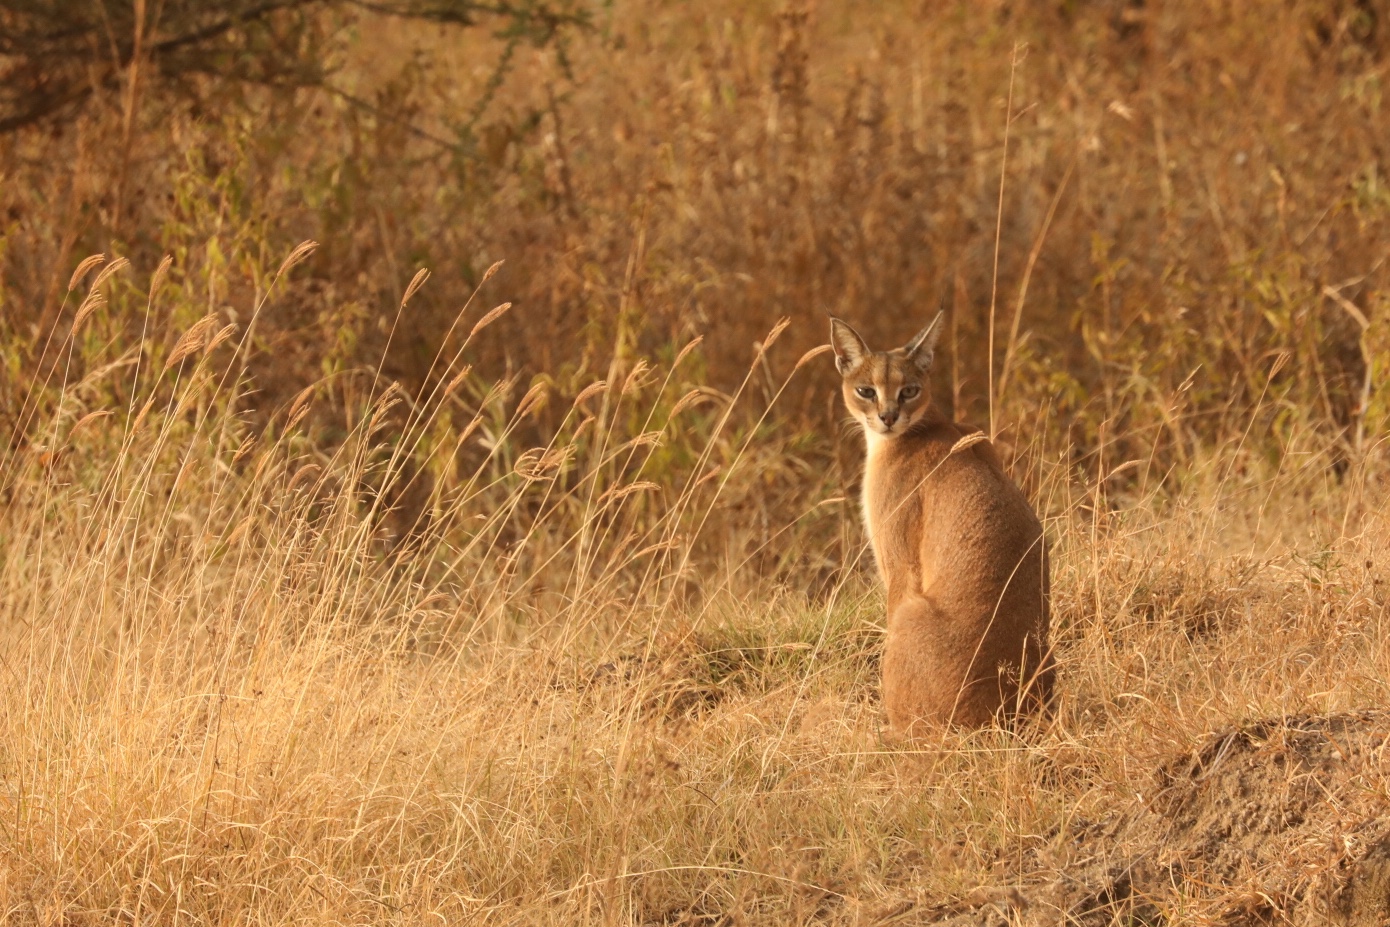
830 313 1053 733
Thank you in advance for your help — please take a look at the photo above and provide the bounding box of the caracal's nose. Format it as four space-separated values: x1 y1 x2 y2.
879 409 898 428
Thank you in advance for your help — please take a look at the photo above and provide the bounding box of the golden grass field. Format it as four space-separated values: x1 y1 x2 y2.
5 1 1390 924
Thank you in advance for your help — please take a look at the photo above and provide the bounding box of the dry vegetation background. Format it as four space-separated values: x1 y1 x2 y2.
5 0 1390 924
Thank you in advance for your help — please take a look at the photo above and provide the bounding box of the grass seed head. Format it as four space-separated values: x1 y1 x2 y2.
67 254 106 292
674 336 704 368
758 317 791 354
669 388 707 418
949 432 990 455
402 267 431 308
276 240 318 280
89 256 129 292
72 292 106 331
68 410 112 439
573 379 608 407
207 323 238 353
622 360 653 395
232 433 258 464
163 314 220 371
515 381 548 419
148 254 173 305
468 302 512 340
443 365 475 399
793 343 833 372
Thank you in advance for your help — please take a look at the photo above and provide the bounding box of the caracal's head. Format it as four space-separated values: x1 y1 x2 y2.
829 313 943 440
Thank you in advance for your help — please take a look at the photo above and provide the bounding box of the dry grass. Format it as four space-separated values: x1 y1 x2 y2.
3 254 1390 925
4 2 1390 924
5 1 1389 474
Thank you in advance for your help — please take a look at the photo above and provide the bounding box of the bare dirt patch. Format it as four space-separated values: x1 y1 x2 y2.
934 712 1390 926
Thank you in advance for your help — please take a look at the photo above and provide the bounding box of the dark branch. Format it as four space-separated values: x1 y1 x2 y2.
0 0 588 136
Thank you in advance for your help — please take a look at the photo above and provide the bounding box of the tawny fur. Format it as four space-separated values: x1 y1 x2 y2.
831 314 1053 734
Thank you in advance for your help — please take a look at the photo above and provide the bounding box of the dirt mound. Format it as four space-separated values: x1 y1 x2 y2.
936 712 1390 926
1146 711 1390 924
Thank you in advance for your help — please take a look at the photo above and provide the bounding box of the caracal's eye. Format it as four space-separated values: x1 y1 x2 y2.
855 386 876 400
899 384 921 401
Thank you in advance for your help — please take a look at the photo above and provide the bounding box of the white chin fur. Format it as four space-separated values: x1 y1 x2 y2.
863 423 894 447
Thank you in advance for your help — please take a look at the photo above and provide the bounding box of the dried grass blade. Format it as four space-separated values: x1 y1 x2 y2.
674 336 704 367
207 323 238 353
225 514 255 548
73 293 107 331
402 268 431 308
369 396 402 434
90 257 130 292
68 254 106 292
599 481 659 505
232 434 258 464
69 410 113 438
163 314 220 371
514 382 548 419
443 365 474 399
452 413 486 451
286 385 316 432
130 396 157 434
287 385 316 422
622 360 652 395
276 241 318 280
669 388 708 417
758 317 791 353
76 349 139 391
620 431 663 451
287 464 321 492
468 303 512 340
572 380 608 407
149 255 173 305
793 344 832 371
949 432 990 455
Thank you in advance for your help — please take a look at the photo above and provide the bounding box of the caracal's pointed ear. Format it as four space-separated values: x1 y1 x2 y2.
829 317 870 375
903 311 944 371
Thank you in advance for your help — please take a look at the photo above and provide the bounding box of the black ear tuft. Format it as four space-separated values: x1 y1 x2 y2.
903 311 944 370
829 317 869 375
